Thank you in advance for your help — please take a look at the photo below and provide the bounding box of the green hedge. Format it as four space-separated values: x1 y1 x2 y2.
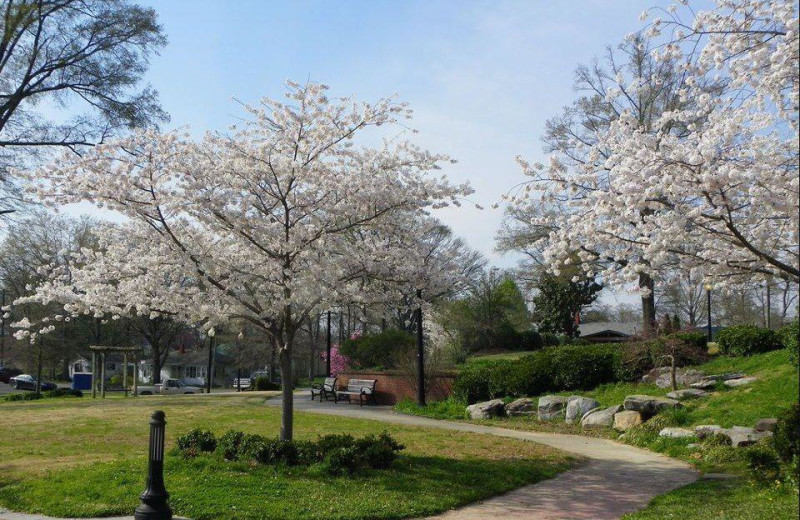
340 329 415 370
717 325 782 356
778 320 798 367
454 333 709 404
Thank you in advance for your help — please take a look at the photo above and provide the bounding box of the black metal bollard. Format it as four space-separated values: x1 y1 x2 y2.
134 411 172 520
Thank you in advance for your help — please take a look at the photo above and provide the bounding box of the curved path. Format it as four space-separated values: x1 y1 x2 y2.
266 392 698 520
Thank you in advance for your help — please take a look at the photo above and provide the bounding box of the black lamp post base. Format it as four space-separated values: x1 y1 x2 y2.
134 501 172 520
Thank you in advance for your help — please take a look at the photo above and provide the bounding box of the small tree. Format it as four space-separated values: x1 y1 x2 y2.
532 272 602 339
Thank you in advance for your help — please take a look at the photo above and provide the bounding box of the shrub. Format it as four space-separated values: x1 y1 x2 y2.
778 320 799 367
218 430 245 460
253 376 280 391
5 392 43 402
321 446 362 475
773 404 800 463
315 433 356 455
248 438 299 465
45 388 83 398
176 429 217 454
340 329 415 370
716 325 781 356
516 330 543 351
746 446 782 484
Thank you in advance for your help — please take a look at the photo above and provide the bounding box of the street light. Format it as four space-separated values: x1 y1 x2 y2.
205 327 216 394
704 284 713 342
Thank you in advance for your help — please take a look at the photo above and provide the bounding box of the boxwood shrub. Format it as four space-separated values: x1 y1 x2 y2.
717 325 782 356
454 333 709 403
778 320 799 367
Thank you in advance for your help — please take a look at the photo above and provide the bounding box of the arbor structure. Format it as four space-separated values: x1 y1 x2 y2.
0 0 167 217
19 82 470 440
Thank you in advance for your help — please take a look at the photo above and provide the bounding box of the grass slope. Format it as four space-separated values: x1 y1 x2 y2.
398 348 800 519
0 393 574 520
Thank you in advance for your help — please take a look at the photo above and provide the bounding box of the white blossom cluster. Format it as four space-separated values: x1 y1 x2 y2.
15 82 473 346
509 0 798 293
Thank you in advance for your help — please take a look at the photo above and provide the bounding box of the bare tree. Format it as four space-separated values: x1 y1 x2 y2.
0 0 168 217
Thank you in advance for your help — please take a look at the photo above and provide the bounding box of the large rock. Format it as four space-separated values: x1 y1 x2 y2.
565 396 600 424
614 410 643 432
724 377 757 388
506 398 536 417
659 427 695 439
690 380 717 390
623 395 683 418
754 418 778 433
695 424 725 439
641 367 672 383
655 369 705 389
666 388 708 400
538 395 569 421
581 405 623 428
726 427 772 448
466 399 505 420
705 373 745 382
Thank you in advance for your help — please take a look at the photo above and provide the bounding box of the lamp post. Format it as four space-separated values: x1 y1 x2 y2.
134 410 172 520
205 327 216 394
704 284 713 342
326 310 332 377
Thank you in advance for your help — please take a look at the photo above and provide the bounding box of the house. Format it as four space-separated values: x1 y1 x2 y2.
138 349 236 386
69 353 135 380
578 321 641 343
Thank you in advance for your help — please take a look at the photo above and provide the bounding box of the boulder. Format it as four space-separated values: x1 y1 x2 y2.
466 399 505 420
690 380 717 390
723 377 757 388
726 427 772 448
666 388 708 400
538 395 569 421
659 427 695 439
641 367 672 383
581 405 623 428
506 398 537 417
704 373 745 382
565 396 600 424
655 369 705 389
623 395 683 418
613 410 643 432
754 418 778 433
695 424 725 439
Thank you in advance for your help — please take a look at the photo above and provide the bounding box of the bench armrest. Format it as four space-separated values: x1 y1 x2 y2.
360 386 374 394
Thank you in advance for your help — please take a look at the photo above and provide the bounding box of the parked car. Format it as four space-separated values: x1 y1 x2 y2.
0 367 22 384
8 374 57 391
135 378 203 396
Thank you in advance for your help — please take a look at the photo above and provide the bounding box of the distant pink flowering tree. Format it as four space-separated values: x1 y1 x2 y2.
321 343 350 376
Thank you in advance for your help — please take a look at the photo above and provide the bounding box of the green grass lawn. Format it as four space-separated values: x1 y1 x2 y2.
0 393 574 520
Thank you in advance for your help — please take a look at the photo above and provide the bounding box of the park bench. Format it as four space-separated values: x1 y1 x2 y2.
337 378 377 406
310 377 338 402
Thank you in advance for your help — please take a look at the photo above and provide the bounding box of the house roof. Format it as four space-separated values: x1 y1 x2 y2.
578 321 641 337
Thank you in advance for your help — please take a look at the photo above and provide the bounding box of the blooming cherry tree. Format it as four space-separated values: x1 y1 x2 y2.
506 0 798 310
21 81 471 439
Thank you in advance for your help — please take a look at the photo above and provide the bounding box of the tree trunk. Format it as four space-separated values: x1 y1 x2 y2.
152 341 163 385
640 273 656 336
279 344 294 441
35 343 43 393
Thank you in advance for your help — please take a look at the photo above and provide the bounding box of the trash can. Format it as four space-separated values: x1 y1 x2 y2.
72 372 92 391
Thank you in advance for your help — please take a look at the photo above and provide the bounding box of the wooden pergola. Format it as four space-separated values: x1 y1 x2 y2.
89 345 140 398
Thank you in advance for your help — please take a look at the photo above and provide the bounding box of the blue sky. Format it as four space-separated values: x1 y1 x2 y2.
74 1 677 304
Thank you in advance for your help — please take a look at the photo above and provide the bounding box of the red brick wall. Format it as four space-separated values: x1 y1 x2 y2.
336 370 456 405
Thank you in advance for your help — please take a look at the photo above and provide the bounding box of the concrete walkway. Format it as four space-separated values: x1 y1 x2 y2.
265 392 698 520
0 392 697 520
